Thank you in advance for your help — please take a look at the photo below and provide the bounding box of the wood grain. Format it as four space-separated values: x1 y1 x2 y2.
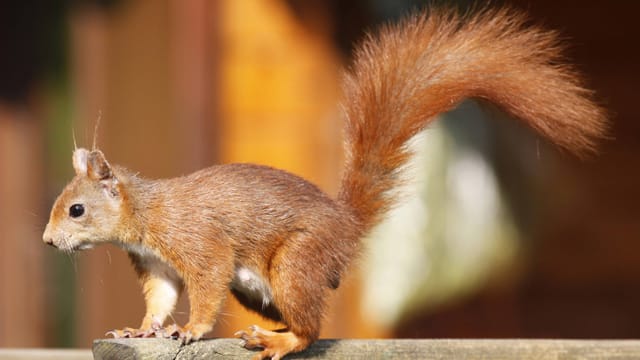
93 338 640 359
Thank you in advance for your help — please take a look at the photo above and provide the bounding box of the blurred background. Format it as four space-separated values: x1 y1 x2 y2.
1 0 639 349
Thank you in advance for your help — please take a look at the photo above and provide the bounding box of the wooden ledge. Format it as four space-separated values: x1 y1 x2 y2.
0 349 91 360
92 338 640 359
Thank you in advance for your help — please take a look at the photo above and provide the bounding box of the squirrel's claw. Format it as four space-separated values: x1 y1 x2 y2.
160 324 180 340
106 325 166 339
235 325 308 360
235 325 282 360
135 328 160 338
235 325 265 349
108 323 187 341
105 327 137 338
179 331 193 345
161 323 197 344
105 330 121 338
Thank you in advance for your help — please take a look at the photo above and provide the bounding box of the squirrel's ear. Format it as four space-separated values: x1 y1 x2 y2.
86 150 113 181
72 148 90 176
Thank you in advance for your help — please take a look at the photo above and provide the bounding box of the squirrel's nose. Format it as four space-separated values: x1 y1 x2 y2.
42 225 57 247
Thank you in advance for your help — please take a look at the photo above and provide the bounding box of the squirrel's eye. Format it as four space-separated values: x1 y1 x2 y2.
69 204 85 218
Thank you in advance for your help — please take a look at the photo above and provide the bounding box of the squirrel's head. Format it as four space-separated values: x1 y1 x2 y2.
43 148 125 252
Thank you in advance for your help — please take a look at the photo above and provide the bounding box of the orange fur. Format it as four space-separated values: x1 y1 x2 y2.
43 6 605 359
339 7 606 231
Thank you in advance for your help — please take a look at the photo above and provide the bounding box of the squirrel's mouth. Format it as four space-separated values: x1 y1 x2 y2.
73 242 95 251
55 239 96 252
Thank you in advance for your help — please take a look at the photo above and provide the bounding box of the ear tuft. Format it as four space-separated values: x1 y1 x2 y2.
72 148 90 176
87 150 113 181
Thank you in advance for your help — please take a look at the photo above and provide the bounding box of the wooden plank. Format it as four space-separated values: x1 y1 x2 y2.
93 338 640 359
93 339 180 360
0 349 91 360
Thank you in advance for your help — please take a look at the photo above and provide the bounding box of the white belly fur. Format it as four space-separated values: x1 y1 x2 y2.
230 266 274 308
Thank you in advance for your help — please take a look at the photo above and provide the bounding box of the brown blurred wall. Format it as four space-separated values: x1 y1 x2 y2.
0 107 45 346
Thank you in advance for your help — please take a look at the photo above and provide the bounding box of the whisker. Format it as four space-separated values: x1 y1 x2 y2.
72 126 78 150
92 110 102 151
67 250 79 275
23 209 39 218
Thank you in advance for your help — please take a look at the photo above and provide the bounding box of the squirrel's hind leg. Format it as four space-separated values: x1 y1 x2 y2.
235 233 331 359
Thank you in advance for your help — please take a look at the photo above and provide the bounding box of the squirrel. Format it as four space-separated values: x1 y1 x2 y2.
43 6 605 360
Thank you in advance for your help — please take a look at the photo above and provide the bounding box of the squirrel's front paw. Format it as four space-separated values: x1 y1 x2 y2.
106 327 152 338
106 323 164 339
163 323 210 344
106 323 211 344
106 327 137 338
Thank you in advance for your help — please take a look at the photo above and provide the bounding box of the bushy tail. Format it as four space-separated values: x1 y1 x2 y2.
337 7 606 231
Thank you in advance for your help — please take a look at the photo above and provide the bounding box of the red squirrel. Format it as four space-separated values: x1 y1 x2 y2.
43 7 605 360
